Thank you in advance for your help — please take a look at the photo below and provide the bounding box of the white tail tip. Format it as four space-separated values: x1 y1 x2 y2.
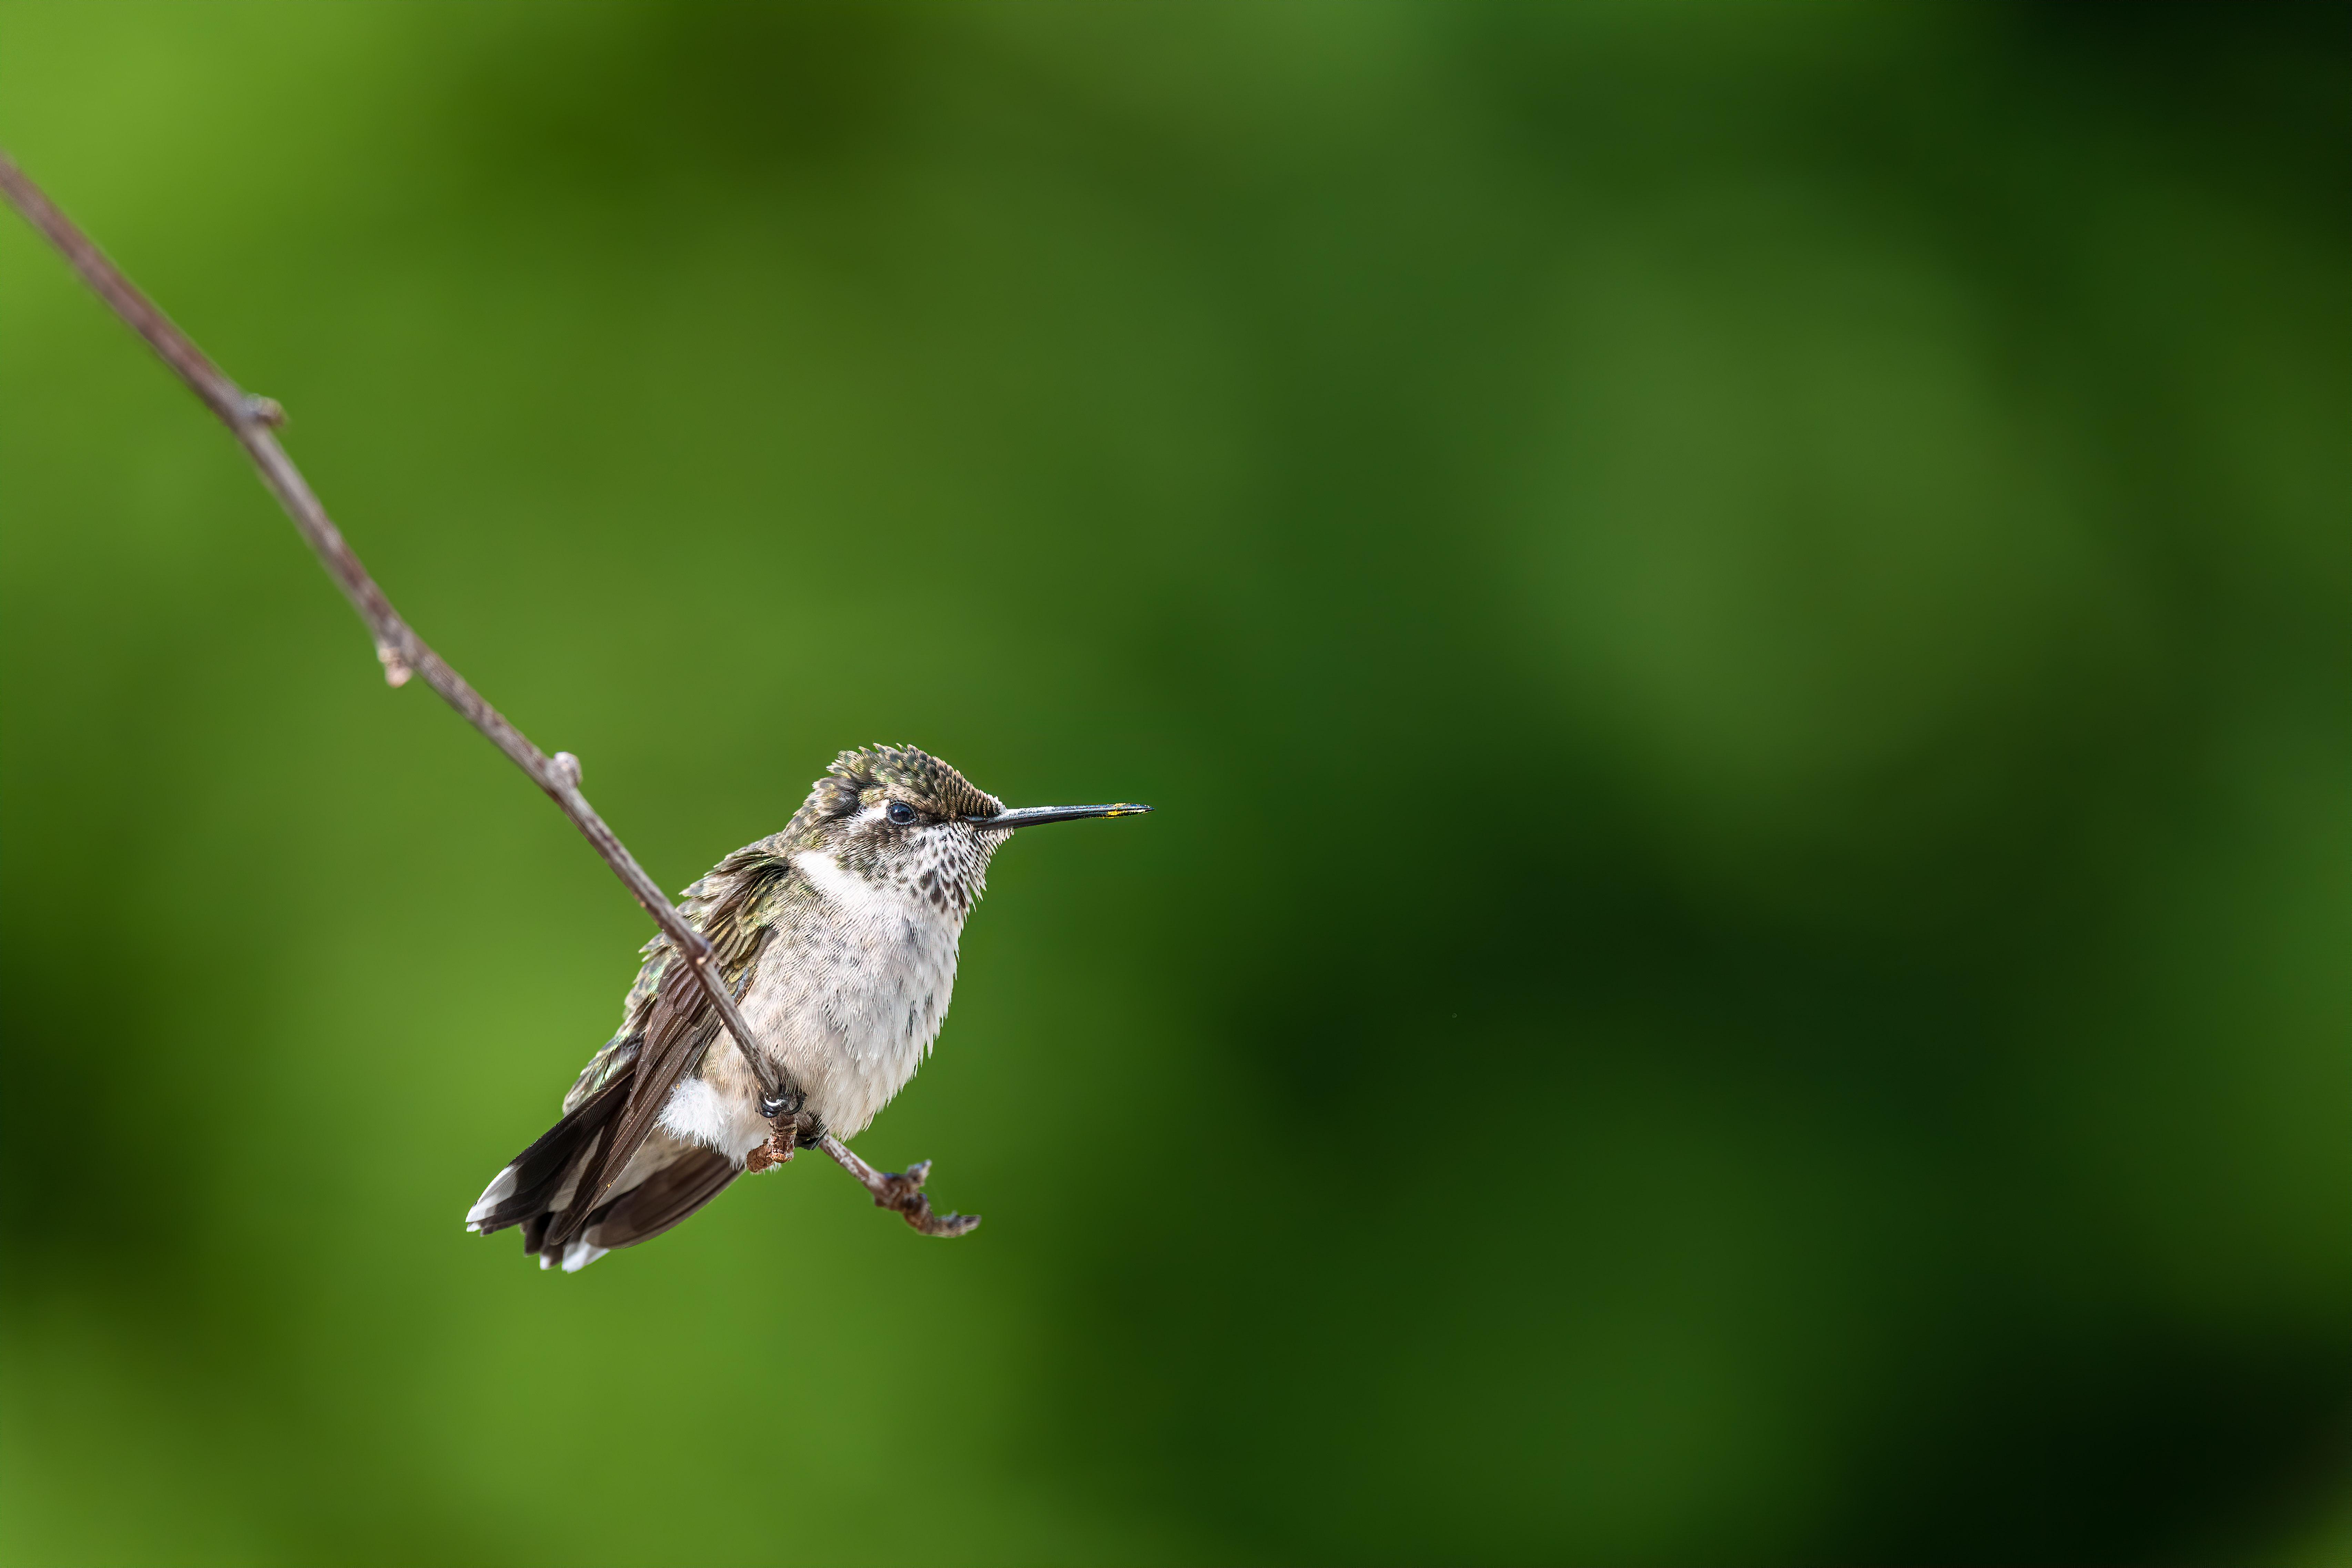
465 1165 518 1227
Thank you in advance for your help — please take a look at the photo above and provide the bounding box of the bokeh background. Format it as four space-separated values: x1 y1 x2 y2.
3 3 2346 1562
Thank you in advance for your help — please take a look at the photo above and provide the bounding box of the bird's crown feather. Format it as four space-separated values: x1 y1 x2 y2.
812 744 1001 821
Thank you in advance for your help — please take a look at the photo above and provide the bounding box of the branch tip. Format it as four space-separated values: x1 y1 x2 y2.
817 1135 977 1239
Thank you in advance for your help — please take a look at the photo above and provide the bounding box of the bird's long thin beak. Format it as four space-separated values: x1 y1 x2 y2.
961 803 1152 830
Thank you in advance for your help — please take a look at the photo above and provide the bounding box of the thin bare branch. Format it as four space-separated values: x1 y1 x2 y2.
0 151 804 1123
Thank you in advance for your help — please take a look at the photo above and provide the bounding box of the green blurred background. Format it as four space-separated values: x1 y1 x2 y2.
2 3 2346 1562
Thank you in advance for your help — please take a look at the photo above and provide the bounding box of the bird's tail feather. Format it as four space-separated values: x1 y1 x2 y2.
466 1072 628 1268
465 1067 740 1272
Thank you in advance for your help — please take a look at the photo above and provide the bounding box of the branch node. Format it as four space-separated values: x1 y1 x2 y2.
244 393 285 427
549 751 583 790
375 640 413 688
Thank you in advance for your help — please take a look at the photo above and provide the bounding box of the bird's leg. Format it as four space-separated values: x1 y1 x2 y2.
817 1132 981 1238
744 1107 821 1174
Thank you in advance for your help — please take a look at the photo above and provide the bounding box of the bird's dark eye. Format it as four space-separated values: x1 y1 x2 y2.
886 801 919 827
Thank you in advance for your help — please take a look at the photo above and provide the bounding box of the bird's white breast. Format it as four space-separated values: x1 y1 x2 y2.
657 838 981 1157
762 848 968 1136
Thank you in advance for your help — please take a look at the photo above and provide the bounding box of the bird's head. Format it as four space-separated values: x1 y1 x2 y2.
788 744 1149 915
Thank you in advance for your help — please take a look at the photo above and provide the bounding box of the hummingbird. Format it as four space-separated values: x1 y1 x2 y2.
465 744 1149 1271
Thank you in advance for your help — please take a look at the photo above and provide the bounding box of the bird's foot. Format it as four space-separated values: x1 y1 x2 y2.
817 1134 981 1237
743 1126 794 1173
745 1110 823 1174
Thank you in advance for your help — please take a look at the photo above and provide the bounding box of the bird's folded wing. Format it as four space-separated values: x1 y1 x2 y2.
547 847 792 1247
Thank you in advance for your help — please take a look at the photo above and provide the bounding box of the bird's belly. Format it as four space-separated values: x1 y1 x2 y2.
738 895 963 1140
655 1063 772 1161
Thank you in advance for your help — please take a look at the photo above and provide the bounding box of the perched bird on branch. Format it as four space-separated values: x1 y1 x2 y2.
466 744 1148 1270
0 165 1154 1274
